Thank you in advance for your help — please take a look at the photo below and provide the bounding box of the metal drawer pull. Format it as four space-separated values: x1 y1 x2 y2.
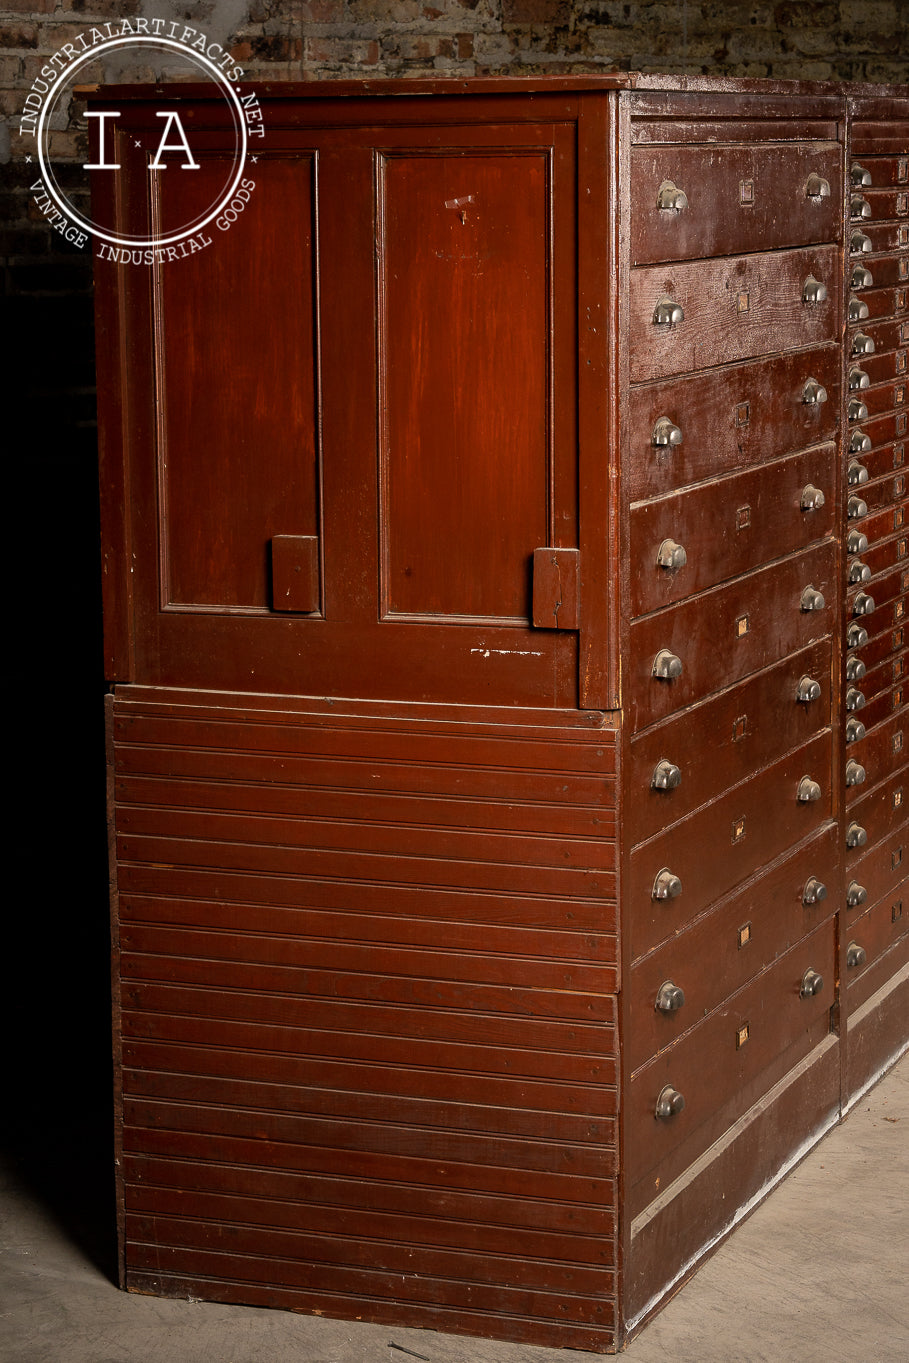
802 877 827 906
847 461 869 486
805 173 831 199
797 776 822 802
848 560 871 585
851 332 875 356
846 881 868 908
800 967 824 998
652 868 682 901
655 1085 685 1120
851 264 874 289
852 591 875 616
845 655 867 680
847 529 869 554
846 622 869 648
846 686 866 710
652 415 683 447
657 180 688 212
655 981 685 1013
653 298 684 327
849 429 872 453
656 538 687 570
801 377 828 404
851 162 872 187
802 275 828 304
848 397 869 421
850 230 873 254
849 296 870 322
799 585 826 612
796 676 822 703
800 484 825 510
845 822 867 848
846 717 866 744
652 649 683 680
849 367 870 390
847 495 868 520
851 195 872 219
846 942 867 969
845 759 866 786
651 759 682 791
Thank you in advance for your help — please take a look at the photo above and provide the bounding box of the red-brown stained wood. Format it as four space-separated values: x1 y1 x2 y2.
625 345 840 501
629 142 842 264
629 245 840 381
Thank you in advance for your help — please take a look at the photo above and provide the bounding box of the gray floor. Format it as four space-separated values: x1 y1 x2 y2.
1 1052 906 1363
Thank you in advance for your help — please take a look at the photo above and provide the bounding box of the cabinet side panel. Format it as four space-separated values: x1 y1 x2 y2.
111 691 620 1352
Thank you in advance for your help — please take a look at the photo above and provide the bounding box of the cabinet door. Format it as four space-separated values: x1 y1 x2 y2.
96 103 582 707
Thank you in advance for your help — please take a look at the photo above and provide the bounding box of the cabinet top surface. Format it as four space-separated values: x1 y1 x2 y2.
83 72 909 104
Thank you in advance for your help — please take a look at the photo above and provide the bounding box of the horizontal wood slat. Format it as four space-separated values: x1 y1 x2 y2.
112 691 620 1334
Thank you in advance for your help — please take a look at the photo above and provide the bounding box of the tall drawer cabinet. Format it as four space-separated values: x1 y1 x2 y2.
91 75 908 1352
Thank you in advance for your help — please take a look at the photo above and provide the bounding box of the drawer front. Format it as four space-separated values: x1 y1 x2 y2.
850 346 908 388
630 245 840 381
847 834 908 915
845 683 906 756
856 376 908 420
852 154 909 187
628 919 835 1200
851 287 909 324
627 640 832 846
844 878 909 1011
846 619 906 674
851 254 909 289
629 733 833 955
851 317 908 357
859 410 909 449
626 346 840 501
845 711 906 795
856 528 909 578
627 541 836 728
849 466 907 514
629 143 842 264
856 501 907 547
629 445 836 616
628 823 839 1071
851 647 908 709
846 766 908 866
855 222 909 253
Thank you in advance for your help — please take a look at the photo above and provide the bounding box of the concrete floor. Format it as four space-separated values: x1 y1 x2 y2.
1 1052 906 1363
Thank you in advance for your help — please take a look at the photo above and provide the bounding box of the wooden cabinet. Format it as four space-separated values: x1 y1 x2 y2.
92 75 908 1352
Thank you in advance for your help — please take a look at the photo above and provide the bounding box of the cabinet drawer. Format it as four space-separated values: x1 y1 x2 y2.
849 286 909 324
628 919 835 1204
846 766 908 866
849 647 907 711
851 254 909 289
627 541 835 728
844 878 909 1012
629 733 833 956
844 711 906 798
626 346 839 501
857 410 909 450
851 317 908 358
854 528 909 579
627 640 832 846
628 823 838 1071
853 501 907 549
629 143 841 264
630 245 840 381
845 619 906 675
853 221 909 253
852 155 909 188
846 833 908 914
853 375 908 420
629 446 836 616
848 466 907 514
849 346 908 388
